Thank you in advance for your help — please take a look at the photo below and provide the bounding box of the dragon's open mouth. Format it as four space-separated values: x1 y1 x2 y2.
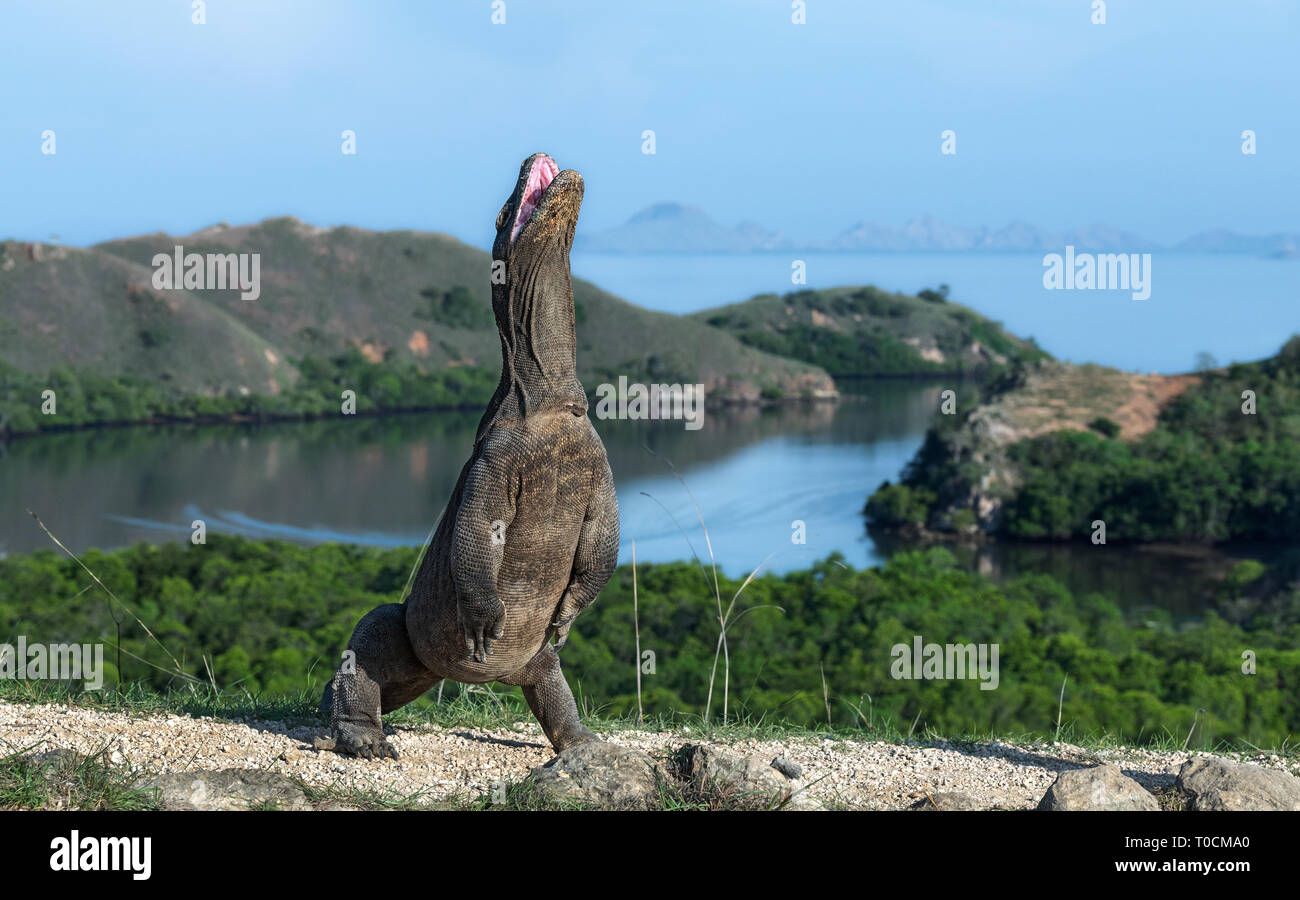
511 155 560 244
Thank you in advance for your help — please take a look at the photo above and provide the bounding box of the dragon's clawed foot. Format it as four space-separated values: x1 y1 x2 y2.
331 723 400 760
551 614 576 650
550 592 584 649
460 601 507 662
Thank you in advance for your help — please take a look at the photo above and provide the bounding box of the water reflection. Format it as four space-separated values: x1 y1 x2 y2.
3 378 1289 616
0 380 947 570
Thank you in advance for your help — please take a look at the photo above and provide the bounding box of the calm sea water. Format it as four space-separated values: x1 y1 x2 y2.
0 379 1272 615
0 383 934 571
572 251 1300 373
4 251 1295 614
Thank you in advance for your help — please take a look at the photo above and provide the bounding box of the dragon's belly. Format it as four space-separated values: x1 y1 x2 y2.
406 533 579 683
406 413 605 683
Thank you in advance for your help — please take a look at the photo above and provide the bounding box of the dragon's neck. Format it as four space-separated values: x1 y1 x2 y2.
476 253 584 439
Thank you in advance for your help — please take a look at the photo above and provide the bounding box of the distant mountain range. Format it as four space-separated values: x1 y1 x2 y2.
577 203 1300 256
577 203 792 253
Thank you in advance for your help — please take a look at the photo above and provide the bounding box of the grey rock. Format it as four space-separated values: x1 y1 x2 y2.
32 747 90 774
523 742 662 809
909 791 988 811
1177 756 1300 811
682 743 794 808
142 768 312 811
771 756 802 779
782 792 823 811
1037 764 1159 811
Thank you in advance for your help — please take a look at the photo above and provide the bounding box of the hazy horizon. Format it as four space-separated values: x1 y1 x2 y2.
9 206 1297 254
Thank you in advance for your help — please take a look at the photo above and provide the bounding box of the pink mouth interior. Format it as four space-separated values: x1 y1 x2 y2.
511 155 559 243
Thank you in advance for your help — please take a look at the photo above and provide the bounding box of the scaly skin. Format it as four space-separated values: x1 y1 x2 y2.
322 153 619 759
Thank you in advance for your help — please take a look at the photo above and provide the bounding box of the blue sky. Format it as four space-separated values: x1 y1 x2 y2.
1 0 1296 247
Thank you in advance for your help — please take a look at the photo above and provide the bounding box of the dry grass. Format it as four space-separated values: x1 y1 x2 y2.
968 361 1200 449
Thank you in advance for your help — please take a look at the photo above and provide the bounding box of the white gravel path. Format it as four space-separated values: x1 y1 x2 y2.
3 700 1296 809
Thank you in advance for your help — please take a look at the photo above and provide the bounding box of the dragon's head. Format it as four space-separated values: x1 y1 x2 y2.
487 153 587 420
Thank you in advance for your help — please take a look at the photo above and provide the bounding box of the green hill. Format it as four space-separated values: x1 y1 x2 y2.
692 284 1049 377
0 239 295 396
0 219 835 434
866 337 1300 542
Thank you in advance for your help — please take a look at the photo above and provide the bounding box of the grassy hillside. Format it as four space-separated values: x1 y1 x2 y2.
866 337 1300 541
2 536 1297 746
0 240 296 394
692 284 1049 377
0 220 834 434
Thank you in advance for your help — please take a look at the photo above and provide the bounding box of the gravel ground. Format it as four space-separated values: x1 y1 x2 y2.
3 700 1297 809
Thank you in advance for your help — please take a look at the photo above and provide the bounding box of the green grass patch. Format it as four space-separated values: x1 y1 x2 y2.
0 745 158 811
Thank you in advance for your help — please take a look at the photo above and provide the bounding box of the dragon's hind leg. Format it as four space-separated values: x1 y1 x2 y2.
502 644 599 752
320 603 439 759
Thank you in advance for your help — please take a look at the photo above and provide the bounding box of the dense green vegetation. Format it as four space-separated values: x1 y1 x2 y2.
694 285 1050 377
868 336 1300 542
737 324 946 377
916 284 951 304
2 536 1296 748
0 350 497 435
415 284 495 330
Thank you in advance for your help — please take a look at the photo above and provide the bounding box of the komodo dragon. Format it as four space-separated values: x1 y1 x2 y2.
321 153 620 758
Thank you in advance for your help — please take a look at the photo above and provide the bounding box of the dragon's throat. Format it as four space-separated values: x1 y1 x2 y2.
507 268 577 376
